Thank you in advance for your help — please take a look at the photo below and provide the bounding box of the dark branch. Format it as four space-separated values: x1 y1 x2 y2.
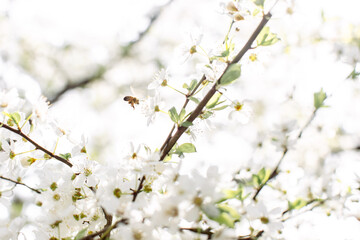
132 175 146 202
253 107 320 200
252 148 287 201
79 218 128 240
0 122 72 167
180 227 213 239
159 12 272 160
49 1 173 104
0 176 42 194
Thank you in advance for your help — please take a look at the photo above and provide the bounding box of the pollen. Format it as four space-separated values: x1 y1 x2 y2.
249 53 257 62
161 79 168 87
234 103 243 111
154 105 160 112
190 45 197 54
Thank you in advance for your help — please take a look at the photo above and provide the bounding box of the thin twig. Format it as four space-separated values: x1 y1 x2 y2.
159 12 273 160
252 148 287 200
179 227 213 239
252 108 320 200
0 176 42 194
0 122 72 167
49 1 174 104
79 218 128 240
132 175 146 202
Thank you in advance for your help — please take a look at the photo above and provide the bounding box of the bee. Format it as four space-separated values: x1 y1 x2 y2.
124 96 139 109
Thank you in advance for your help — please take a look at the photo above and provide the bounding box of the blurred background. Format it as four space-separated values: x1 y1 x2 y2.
1 0 360 175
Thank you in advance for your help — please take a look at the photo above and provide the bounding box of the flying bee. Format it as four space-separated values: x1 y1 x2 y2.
124 96 139 109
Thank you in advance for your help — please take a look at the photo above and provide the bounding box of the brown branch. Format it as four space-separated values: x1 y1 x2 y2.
0 122 72 167
237 230 264 240
180 227 213 239
0 176 42 194
252 148 287 201
132 175 146 202
253 107 320 200
159 12 272 160
79 218 128 240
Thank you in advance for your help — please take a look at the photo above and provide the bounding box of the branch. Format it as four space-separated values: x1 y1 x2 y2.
179 227 213 239
0 122 72 167
252 108 320 200
48 1 174 104
132 175 146 202
79 218 128 240
160 12 272 160
0 176 42 194
252 148 287 201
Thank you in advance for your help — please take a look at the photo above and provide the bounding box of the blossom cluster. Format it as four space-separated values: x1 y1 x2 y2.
1 0 360 239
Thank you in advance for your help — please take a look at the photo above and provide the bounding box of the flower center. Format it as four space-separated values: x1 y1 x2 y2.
190 45 197 54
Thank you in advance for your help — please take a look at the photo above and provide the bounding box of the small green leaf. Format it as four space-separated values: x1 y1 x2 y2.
253 8 261 16
212 105 229 111
10 112 21 125
177 143 196 153
3 112 21 126
189 97 200 104
218 204 240 219
60 153 72 160
74 228 88 240
180 121 193 127
215 212 235 228
288 198 307 210
206 92 222 109
179 109 186 121
219 64 241 86
182 83 189 89
219 49 230 58
347 68 360 80
168 107 180 123
188 79 198 91
314 88 327 109
252 0 265 8
258 168 267 182
256 26 280 46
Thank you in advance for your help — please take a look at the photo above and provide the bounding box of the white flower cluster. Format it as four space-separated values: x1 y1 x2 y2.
0 86 359 239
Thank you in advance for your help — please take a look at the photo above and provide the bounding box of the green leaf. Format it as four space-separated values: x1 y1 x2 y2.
179 109 186 121
212 105 229 111
177 143 196 153
180 121 193 127
218 204 240 219
220 186 249 201
182 83 189 89
10 112 21 125
60 153 72 160
256 26 280 46
3 112 21 126
189 97 200 104
347 68 360 80
288 198 307 210
253 8 261 16
74 228 88 240
188 79 198 91
219 64 241 86
314 88 327 109
206 92 222 109
218 49 230 58
168 107 180 123
258 168 267 182
252 0 265 8
215 212 235 228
